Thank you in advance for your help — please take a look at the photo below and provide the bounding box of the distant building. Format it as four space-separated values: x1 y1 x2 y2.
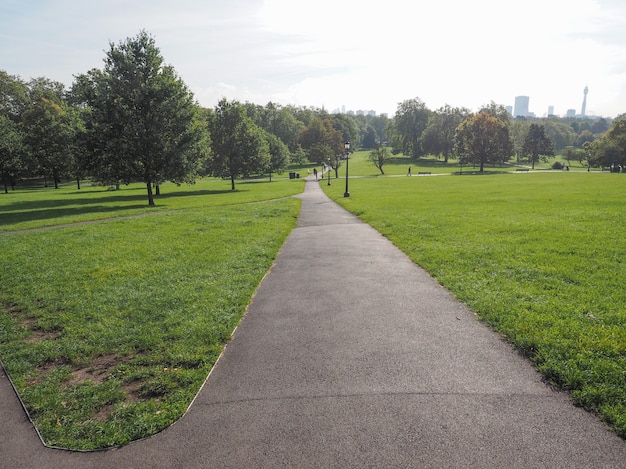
548 106 555 116
566 109 576 118
514 96 530 117
505 106 513 115
367 110 376 117
581 86 589 116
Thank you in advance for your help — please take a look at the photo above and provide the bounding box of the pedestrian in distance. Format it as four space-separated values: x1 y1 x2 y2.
407 167 411 176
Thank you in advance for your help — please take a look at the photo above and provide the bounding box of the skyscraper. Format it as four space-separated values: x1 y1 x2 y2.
581 86 588 116
514 96 530 117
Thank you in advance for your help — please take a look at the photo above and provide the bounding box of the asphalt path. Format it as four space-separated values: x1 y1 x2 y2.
1 176 625 468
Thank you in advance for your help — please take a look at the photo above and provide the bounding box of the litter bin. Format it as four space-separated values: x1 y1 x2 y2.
289 172 296 179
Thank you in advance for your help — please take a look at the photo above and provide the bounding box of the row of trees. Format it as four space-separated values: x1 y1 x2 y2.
385 97 624 174
2 31 625 203
0 31 390 203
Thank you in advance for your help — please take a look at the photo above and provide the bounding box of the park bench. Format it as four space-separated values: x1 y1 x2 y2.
418 171 431 175
515 168 529 172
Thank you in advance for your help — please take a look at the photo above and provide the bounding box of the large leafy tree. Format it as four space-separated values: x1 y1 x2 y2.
522 124 555 169
586 118 626 169
265 131 290 180
455 112 513 172
0 71 28 192
389 97 431 158
297 117 344 164
0 114 23 193
208 98 269 190
259 102 304 151
539 119 577 153
72 30 209 205
0 70 29 120
21 80 81 189
422 104 471 162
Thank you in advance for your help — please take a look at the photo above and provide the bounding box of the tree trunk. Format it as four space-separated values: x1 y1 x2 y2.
155 184 160 196
3 179 7 194
146 181 155 206
231 175 236 191
76 177 81 190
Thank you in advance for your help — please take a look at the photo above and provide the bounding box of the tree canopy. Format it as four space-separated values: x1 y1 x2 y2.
522 124 555 169
71 30 209 205
389 97 431 158
455 112 513 172
207 98 269 190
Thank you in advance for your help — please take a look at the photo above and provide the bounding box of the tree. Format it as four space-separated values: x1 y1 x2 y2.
479 101 512 125
562 146 585 168
588 118 626 169
265 132 290 180
362 125 378 149
0 70 29 121
455 112 513 172
0 114 23 193
21 80 80 189
542 119 577 152
297 117 344 164
330 113 359 149
261 102 304 151
389 97 431 158
208 98 269 190
521 124 555 169
368 145 390 174
71 30 209 205
510 120 531 161
422 104 471 162
576 129 595 148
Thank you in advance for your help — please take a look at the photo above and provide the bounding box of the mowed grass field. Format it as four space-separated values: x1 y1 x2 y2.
323 165 626 438
0 177 303 449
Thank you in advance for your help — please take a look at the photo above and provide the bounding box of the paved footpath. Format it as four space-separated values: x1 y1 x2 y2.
2 177 626 468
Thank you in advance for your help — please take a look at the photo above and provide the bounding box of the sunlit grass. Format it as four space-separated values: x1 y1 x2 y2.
0 181 301 449
0 176 305 232
323 171 626 437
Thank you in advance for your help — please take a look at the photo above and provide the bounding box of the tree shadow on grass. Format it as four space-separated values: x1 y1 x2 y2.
0 187 239 229
0 204 152 228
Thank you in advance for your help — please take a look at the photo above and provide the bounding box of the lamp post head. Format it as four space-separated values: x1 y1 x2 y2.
345 141 350 151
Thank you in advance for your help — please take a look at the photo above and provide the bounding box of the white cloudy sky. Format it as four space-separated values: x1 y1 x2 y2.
2 0 625 117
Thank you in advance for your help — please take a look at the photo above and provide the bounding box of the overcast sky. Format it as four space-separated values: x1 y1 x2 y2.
2 0 625 118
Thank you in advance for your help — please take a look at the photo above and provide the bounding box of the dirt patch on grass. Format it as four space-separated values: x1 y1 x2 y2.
65 354 120 386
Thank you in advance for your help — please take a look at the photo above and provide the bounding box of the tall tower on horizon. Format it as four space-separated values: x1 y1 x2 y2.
514 96 529 117
581 85 589 116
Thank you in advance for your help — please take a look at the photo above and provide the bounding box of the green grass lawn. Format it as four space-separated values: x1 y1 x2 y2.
334 149 589 177
0 177 303 449
323 170 626 437
0 176 304 233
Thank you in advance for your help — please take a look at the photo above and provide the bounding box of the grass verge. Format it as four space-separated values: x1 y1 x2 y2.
323 171 626 438
0 179 301 449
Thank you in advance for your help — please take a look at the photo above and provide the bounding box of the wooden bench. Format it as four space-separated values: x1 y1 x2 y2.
418 171 431 175
515 168 529 172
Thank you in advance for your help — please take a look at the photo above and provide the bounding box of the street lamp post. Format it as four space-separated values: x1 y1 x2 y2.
344 141 350 197
327 157 331 185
